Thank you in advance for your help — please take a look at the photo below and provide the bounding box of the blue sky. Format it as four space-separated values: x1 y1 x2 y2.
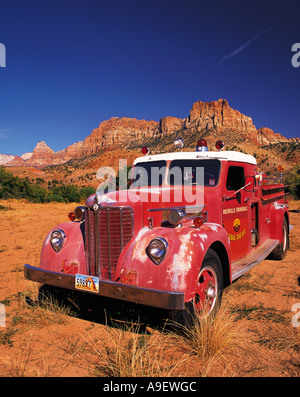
0 0 299 156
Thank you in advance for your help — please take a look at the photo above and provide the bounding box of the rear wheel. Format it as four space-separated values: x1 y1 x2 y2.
170 249 223 327
269 217 289 260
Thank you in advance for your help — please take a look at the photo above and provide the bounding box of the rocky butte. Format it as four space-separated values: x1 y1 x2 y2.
81 117 159 156
1 99 299 168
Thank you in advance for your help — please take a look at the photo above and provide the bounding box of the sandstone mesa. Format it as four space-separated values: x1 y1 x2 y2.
1 99 299 169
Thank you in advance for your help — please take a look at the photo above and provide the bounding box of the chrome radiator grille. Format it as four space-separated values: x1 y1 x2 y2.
85 206 134 280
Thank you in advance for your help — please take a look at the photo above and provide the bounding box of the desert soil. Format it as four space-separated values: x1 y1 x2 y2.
0 199 299 377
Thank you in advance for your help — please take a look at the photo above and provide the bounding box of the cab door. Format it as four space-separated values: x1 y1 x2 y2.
222 163 252 262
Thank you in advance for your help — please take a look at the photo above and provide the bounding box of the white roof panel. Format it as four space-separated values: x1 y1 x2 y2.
133 151 257 165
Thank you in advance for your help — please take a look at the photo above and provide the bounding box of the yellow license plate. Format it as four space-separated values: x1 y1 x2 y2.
75 274 99 293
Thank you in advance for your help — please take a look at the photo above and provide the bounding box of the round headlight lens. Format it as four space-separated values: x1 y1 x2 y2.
148 237 168 264
50 229 66 253
74 206 85 221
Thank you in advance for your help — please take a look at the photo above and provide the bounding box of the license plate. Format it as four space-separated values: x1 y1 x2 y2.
75 274 99 293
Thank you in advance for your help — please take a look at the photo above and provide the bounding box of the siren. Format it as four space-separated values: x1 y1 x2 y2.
215 140 225 151
141 146 150 155
174 137 184 149
196 139 208 152
167 209 186 226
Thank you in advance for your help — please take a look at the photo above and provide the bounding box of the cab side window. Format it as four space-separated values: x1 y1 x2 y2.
226 166 245 191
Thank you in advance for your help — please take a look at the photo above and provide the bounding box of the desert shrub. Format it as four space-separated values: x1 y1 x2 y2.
48 185 81 203
0 168 47 201
284 164 300 199
79 186 95 201
0 167 95 203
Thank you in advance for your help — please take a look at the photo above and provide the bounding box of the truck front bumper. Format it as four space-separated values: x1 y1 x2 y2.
24 264 185 310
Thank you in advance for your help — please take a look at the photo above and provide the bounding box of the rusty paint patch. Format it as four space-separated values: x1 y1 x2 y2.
61 259 79 274
120 269 137 285
168 231 194 291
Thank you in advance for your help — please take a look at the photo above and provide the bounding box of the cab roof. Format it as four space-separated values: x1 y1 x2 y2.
133 150 257 166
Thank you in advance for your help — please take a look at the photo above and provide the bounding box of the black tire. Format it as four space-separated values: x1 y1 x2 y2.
169 249 223 327
269 217 289 260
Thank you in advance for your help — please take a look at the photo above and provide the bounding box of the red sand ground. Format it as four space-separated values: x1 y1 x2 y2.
0 199 299 377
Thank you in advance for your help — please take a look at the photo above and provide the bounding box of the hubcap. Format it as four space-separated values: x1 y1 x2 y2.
194 266 218 315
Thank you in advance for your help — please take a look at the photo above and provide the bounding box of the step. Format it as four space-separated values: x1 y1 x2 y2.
231 239 279 281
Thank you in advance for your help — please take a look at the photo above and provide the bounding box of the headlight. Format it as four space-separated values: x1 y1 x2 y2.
147 237 168 265
50 229 66 253
74 206 85 221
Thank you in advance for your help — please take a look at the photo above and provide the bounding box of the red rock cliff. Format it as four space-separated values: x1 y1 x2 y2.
3 99 298 168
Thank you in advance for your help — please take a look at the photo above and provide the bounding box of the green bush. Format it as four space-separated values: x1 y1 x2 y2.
284 165 300 199
0 167 95 203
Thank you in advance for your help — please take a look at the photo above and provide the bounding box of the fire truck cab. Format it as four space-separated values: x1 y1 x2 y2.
24 139 290 323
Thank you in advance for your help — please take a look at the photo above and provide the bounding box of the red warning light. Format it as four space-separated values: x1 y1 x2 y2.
193 216 203 228
197 139 207 147
215 140 225 150
196 139 208 152
141 146 150 155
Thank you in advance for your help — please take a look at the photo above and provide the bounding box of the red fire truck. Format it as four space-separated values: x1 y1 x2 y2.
24 139 291 323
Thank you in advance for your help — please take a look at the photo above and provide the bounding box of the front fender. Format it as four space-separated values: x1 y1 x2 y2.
117 223 230 303
40 221 86 275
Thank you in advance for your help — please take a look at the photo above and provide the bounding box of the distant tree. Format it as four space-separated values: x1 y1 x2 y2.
284 165 300 199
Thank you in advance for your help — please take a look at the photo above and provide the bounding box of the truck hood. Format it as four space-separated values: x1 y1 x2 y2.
86 185 217 229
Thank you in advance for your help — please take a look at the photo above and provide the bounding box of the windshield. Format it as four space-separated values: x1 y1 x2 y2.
168 159 221 186
130 161 167 187
130 159 221 188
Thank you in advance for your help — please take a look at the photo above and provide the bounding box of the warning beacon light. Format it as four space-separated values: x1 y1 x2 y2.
215 140 225 151
196 139 208 152
174 137 184 149
141 146 150 155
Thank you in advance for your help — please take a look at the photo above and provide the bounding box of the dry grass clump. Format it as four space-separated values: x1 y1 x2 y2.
80 305 254 377
169 306 253 376
23 296 75 328
84 323 187 377
13 283 76 330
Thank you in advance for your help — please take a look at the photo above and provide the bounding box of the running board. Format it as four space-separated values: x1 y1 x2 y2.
231 239 279 281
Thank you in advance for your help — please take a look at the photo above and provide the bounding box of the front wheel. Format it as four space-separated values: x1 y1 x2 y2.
170 249 223 327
